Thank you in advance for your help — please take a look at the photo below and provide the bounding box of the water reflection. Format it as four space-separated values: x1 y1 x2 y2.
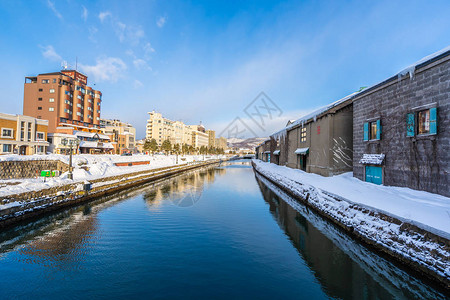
143 167 225 208
255 173 446 299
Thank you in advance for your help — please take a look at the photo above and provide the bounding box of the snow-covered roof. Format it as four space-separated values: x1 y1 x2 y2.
273 150 280 155
79 141 115 149
98 134 110 140
264 151 271 154
359 154 385 165
75 131 96 138
270 46 450 141
294 147 309 155
271 92 358 140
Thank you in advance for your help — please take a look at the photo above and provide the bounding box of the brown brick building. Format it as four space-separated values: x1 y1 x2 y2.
23 70 102 133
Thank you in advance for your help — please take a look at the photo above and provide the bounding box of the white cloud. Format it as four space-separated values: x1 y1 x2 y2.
134 80 143 89
47 0 63 20
133 59 152 70
156 16 167 28
98 11 111 23
39 45 62 62
88 26 98 43
143 42 155 55
81 6 88 21
114 22 145 45
79 57 127 83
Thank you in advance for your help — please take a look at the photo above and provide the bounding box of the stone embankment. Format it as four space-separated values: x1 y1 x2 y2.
0 160 69 179
0 160 221 228
252 161 450 290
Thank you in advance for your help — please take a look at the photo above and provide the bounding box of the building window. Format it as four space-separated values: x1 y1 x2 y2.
38 97 42 101
418 109 430 135
49 98 55 102
37 145 45 153
364 119 381 141
42 79 49 84
39 88 43 92
77 112 82 116
49 107 55 112
36 132 45 140
2 144 12 153
38 107 42 110
49 88 55 93
406 107 437 137
370 121 378 140
64 109 70 113
301 127 307 142
53 78 57 83
2 128 13 138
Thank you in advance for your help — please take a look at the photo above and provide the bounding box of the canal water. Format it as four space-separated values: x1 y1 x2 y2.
0 160 446 299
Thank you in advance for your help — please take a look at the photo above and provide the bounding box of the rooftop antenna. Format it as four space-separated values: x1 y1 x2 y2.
61 61 68 70
75 57 78 71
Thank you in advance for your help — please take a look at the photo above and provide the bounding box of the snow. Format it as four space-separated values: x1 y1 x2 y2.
294 147 309 155
359 154 385 165
253 160 450 238
273 150 280 155
397 45 450 80
0 154 226 199
253 160 450 280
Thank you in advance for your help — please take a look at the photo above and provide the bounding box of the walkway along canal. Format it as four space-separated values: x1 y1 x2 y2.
0 160 447 299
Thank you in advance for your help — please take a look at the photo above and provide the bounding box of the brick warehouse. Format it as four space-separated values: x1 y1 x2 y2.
352 48 449 197
255 46 449 197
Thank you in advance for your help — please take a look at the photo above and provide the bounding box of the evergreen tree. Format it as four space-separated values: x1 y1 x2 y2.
161 139 172 153
149 139 159 153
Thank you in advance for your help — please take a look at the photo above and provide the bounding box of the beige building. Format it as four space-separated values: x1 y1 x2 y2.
206 130 215 148
0 113 49 155
100 119 136 154
189 125 209 149
146 111 195 147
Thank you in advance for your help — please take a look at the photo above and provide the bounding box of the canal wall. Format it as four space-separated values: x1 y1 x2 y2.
252 161 450 290
0 160 222 228
0 159 69 179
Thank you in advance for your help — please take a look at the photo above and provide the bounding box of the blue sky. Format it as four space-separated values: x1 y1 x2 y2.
0 0 449 139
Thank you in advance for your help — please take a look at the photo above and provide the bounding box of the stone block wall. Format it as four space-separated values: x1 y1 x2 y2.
353 57 450 197
0 160 69 179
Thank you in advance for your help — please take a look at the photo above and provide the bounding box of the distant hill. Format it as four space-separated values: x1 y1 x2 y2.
227 137 267 150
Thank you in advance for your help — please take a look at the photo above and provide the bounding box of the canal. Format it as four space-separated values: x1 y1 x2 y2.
0 160 446 299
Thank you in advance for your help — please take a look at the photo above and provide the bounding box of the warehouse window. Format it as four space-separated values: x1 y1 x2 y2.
407 107 437 137
364 119 381 141
300 127 307 142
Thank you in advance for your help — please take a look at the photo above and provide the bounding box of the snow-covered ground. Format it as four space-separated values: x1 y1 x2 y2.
0 154 226 198
253 160 450 238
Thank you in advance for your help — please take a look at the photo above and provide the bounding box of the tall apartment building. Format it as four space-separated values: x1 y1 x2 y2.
100 118 136 154
189 125 209 148
206 130 215 148
0 113 49 155
146 111 194 146
24 70 102 133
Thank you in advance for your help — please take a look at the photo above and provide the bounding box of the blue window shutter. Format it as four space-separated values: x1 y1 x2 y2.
429 107 437 134
363 122 369 141
406 113 415 137
376 119 381 140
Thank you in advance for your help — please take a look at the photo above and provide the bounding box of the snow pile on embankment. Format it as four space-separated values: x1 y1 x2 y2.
0 154 225 198
252 160 450 282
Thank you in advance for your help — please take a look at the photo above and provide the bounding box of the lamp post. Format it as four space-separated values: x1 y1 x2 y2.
61 138 80 180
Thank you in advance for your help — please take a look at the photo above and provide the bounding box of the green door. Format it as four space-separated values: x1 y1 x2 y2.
365 166 382 185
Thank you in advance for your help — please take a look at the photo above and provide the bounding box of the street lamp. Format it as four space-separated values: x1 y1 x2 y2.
61 138 80 180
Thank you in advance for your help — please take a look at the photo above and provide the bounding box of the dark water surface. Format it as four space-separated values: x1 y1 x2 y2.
0 161 445 299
